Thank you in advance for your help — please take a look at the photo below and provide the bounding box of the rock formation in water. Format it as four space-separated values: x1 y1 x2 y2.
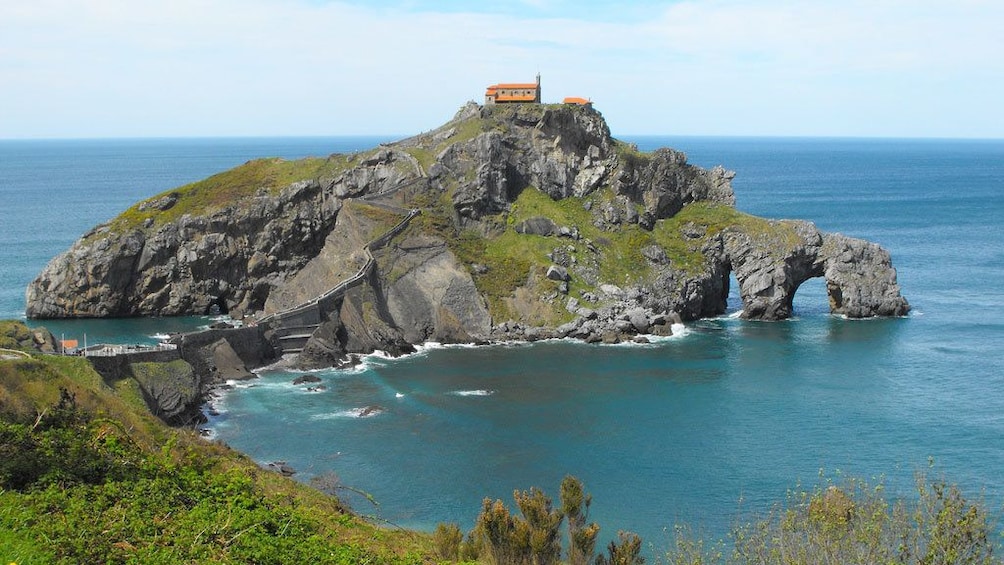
26 102 909 369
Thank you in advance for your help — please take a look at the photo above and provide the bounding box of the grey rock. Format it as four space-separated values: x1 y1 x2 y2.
138 192 179 212
626 307 651 333
721 221 909 320
515 216 558 236
209 338 255 381
614 319 635 333
566 297 581 314
557 226 579 239
599 284 623 297
651 323 674 337
546 265 570 281
293 374 323 385
128 359 202 426
555 320 580 338
641 245 668 264
268 461 296 476
383 235 492 344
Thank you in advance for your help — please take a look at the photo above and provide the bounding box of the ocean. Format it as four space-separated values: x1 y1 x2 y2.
2 134 1002 551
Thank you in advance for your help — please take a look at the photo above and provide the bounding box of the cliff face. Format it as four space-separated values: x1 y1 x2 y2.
26 102 908 367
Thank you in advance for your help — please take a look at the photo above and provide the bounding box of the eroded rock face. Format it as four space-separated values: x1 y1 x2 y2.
26 179 337 318
821 233 910 318
615 148 736 225
25 149 418 319
129 359 202 426
380 235 492 344
432 104 734 225
721 221 909 320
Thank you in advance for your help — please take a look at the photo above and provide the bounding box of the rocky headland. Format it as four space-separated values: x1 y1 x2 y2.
26 102 909 387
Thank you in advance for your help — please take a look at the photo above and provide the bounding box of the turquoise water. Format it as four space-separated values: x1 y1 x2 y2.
3 135 1003 550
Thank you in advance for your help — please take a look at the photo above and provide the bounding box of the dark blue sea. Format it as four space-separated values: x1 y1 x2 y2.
2 135 1003 552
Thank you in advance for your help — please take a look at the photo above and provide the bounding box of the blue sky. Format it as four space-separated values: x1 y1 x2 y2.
1 0 1001 138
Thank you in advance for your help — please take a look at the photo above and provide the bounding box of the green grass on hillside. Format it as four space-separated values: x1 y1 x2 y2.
440 188 746 321
98 152 367 236
0 320 37 351
0 325 434 564
403 116 488 172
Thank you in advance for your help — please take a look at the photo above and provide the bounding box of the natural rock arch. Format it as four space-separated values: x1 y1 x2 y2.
722 221 909 320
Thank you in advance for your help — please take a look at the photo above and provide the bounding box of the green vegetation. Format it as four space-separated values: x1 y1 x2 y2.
99 152 366 236
613 139 651 170
350 199 412 232
454 229 548 321
664 474 1002 565
403 114 491 171
398 171 807 323
670 201 803 246
433 473 1002 565
0 324 431 564
435 475 643 565
0 320 42 351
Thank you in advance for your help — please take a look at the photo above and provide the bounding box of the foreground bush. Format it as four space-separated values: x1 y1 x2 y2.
432 473 1000 565
0 388 424 564
665 475 1002 565
437 475 644 565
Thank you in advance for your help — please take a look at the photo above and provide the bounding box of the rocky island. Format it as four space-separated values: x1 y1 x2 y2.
26 102 908 408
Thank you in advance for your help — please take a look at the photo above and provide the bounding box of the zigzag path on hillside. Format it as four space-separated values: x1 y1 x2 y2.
258 176 425 355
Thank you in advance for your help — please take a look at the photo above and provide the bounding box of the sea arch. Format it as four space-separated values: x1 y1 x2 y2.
721 221 909 321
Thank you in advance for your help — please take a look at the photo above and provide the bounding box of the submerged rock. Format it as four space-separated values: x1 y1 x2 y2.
292 374 322 385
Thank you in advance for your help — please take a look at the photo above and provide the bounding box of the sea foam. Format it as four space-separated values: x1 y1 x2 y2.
449 389 495 397
312 406 385 420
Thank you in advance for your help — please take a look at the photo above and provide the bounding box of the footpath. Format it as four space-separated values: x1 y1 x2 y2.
257 177 425 355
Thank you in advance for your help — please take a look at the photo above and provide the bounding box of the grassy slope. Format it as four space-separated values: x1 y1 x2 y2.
0 331 434 564
95 151 373 238
409 179 801 324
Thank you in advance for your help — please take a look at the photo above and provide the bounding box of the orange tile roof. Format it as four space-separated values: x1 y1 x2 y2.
490 83 539 89
563 97 591 105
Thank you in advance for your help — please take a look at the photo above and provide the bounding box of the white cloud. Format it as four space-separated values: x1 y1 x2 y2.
0 0 1001 137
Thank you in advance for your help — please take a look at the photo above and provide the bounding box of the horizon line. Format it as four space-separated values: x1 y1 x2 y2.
3 133 1003 143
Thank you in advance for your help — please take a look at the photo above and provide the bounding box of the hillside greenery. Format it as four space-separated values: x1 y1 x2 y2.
400 177 799 324
2 321 1001 564
96 151 372 237
0 334 431 564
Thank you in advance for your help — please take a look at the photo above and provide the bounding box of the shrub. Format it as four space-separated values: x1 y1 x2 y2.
434 522 463 561
467 477 643 565
596 531 645 565
562 475 600 565
665 474 1002 565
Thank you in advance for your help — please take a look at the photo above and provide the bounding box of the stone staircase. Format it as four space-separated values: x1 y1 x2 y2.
258 184 423 357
